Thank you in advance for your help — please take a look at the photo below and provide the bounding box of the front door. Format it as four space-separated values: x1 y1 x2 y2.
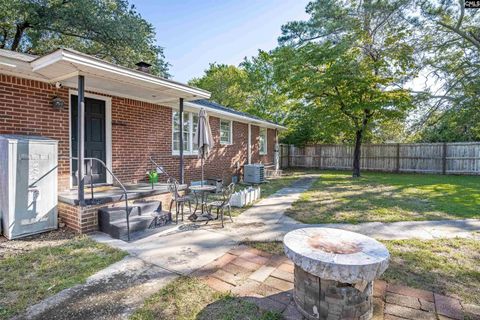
71 95 107 186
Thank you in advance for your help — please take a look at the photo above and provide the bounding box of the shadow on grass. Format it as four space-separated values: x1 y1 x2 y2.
381 237 480 305
196 295 282 320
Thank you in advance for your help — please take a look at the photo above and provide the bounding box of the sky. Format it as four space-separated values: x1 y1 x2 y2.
133 0 310 83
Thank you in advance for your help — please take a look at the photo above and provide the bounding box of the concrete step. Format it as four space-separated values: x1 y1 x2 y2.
98 200 164 240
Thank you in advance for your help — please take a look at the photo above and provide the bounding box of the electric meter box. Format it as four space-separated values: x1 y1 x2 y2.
0 135 58 240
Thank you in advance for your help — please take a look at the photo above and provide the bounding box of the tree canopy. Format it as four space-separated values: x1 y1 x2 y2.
188 63 249 111
274 0 416 176
189 53 295 124
412 0 480 141
0 0 169 76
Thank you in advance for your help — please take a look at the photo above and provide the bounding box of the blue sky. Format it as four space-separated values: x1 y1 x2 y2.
133 0 310 82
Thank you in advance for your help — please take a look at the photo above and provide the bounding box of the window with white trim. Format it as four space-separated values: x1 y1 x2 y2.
259 127 267 155
220 119 232 145
172 111 199 155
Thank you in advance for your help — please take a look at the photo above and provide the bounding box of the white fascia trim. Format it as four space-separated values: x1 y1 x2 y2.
184 101 286 130
31 49 211 99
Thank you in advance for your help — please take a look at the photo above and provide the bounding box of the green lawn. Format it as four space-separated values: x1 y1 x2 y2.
131 276 281 320
287 170 480 224
246 237 480 305
0 235 126 319
382 237 480 305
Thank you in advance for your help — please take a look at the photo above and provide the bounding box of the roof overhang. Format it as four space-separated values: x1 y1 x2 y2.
14 48 210 104
182 101 287 130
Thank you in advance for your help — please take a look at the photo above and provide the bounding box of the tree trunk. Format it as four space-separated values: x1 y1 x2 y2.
11 23 29 51
352 109 372 178
352 129 363 178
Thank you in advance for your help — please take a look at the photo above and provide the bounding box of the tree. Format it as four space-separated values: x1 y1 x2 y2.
240 50 294 122
411 0 479 141
189 63 249 111
275 0 416 177
0 0 169 76
190 55 295 124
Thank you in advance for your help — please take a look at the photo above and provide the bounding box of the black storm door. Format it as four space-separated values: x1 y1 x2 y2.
71 95 107 186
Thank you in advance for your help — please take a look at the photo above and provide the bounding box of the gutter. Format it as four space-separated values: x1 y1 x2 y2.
184 101 286 130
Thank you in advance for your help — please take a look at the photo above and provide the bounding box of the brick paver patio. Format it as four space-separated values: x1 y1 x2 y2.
194 245 480 320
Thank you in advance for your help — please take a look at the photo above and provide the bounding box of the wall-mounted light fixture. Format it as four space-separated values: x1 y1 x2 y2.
51 96 65 110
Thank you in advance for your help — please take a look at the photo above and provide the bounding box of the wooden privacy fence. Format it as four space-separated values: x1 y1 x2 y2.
279 142 480 175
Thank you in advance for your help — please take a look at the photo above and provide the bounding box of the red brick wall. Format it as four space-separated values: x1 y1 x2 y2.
0 74 277 232
0 74 276 190
250 125 276 165
0 75 71 189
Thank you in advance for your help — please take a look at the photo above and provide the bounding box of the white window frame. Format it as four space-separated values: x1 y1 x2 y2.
259 127 268 155
219 119 233 145
172 111 198 155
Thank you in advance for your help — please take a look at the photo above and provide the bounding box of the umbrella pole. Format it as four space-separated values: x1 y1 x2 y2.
201 156 204 187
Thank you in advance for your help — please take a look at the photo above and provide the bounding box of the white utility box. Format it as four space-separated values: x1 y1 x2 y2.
0 135 58 239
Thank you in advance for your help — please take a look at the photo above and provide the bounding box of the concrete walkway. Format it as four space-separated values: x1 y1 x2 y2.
21 174 479 319
20 176 316 319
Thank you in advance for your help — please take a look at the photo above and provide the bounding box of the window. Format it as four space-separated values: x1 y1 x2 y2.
172 111 199 155
259 127 267 155
220 119 232 145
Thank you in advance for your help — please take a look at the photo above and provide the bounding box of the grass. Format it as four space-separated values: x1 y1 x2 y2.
0 235 126 319
287 170 480 224
130 276 281 320
241 241 285 256
246 241 284 256
383 237 480 305
246 238 480 305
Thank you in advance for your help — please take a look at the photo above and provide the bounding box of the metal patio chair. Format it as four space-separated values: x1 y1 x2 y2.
206 182 235 228
167 178 193 224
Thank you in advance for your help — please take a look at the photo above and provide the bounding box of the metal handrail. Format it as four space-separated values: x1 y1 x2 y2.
149 156 171 186
71 156 131 241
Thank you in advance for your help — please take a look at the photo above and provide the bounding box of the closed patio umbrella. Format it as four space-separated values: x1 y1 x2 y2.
195 108 213 186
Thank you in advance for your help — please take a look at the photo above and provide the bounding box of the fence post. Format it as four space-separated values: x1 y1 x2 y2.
318 144 322 169
396 143 400 173
442 142 447 174
288 144 292 168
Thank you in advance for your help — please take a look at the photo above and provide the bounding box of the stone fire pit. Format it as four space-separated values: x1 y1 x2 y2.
283 228 389 320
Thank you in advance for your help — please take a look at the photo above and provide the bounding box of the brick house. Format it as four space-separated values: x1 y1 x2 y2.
0 48 284 235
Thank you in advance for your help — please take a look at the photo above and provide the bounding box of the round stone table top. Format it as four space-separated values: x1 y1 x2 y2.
283 228 389 283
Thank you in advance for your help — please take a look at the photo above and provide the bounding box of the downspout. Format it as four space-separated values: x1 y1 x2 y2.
179 98 184 184
77 75 85 206
274 129 279 170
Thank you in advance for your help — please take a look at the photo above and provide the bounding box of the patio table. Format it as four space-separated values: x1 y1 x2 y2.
188 185 217 221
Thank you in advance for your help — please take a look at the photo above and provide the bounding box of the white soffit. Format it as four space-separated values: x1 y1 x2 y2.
29 48 210 103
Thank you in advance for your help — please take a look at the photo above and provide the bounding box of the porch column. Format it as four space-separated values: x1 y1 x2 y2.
77 75 85 205
179 98 184 184
248 123 252 164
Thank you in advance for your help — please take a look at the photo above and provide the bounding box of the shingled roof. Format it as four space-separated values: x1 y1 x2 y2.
191 99 283 128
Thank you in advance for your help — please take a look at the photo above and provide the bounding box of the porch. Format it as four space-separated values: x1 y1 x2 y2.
58 182 180 206
27 48 211 235
57 182 188 236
